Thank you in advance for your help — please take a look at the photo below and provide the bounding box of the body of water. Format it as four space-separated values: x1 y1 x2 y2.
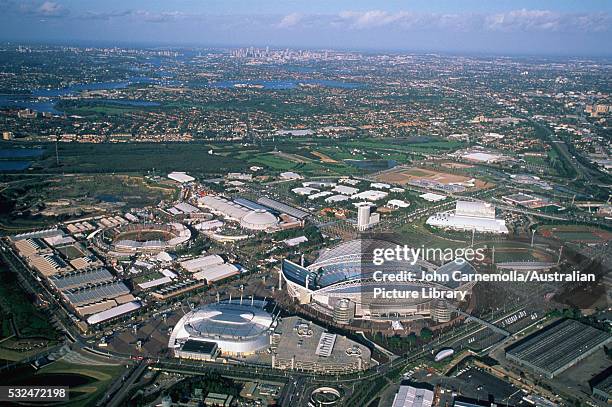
0 76 363 113
0 161 32 171
0 77 169 113
0 148 44 158
345 159 397 171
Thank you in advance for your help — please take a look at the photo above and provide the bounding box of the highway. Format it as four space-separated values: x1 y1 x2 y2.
0 235 545 407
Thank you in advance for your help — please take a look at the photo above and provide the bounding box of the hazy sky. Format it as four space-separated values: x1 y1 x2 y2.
1 0 611 55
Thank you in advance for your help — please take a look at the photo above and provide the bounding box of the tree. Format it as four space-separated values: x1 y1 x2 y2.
420 327 433 341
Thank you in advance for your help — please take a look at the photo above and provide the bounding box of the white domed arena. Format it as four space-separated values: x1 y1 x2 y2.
240 209 279 231
281 238 476 322
169 300 276 356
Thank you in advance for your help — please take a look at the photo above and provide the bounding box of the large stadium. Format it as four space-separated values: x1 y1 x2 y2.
100 222 192 254
169 300 277 357
281 239 477 322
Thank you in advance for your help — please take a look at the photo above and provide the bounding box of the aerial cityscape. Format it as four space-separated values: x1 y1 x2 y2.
0 1 610 406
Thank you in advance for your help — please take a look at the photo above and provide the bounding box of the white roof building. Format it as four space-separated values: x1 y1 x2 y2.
181 255 225 273
292 187 320 196
427 212 508 234
420 193 447 202
194 220 224 231
240 209 279 231
156 251 175 263
308 191 333 200
173 202 200 214
455 201 495 219
193 263 239 283
325 194 350 203
462 151 503 163
338 178 360 186
387 199 410 209
333 185 359 195
426 201 508 234
199 195 249 221
392 385 434 407
138 276 173 290
168 172 195 183
370 182 391 189
283 236 308 247
352 190 388 201
87 301 142 325
280 171 303 180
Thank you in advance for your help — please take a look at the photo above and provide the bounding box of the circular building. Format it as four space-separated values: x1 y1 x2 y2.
281 239 476 322
110 222 191 254
240 209 279 231
169 300 275 357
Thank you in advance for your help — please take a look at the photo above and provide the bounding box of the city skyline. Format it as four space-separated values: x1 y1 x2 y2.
0 0 611 56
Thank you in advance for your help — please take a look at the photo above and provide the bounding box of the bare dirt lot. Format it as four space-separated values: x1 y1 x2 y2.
376 166 491 189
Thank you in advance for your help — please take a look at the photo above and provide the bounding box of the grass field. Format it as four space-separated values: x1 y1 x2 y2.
0 267 57 339
45 142 246 174
56 245 86 260
539 224 611 243
6 360 125 407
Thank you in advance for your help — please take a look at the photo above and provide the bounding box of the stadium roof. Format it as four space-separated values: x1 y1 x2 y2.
50 268 114 291
86 300 142 325
64 280 130 306
200 195 249 220
436 259 477 289
193 263 239 283
240 209 279 230
180 254 225 273
506 319 612 378
257 197 309 219
181 339 218 354
169 300 274 355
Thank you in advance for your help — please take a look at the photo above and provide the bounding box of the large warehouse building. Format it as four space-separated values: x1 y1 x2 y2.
505 319 612 378
169 300 277 358
281 239 476 322
198 195 280 232
426 201 508 234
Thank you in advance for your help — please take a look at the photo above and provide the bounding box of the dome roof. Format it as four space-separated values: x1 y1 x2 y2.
240 209 278 230
169 300 274 355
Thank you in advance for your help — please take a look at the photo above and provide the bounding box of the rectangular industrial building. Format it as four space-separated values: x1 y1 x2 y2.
64 280 130 307
50 268 114 291
505 319 612 378
257 197 309 219
392 384 434 407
